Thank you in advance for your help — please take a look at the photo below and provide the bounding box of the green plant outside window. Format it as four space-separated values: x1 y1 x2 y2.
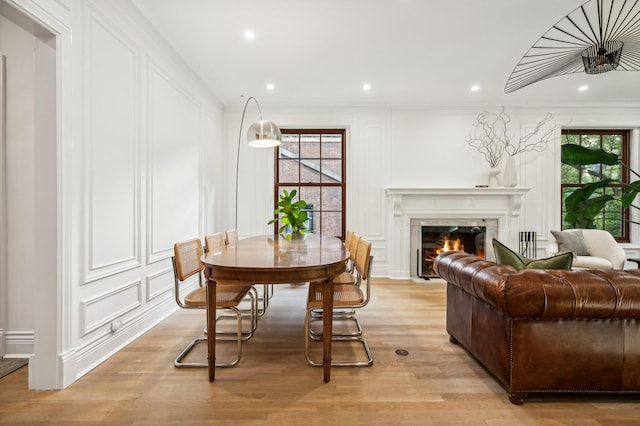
561 130 629 241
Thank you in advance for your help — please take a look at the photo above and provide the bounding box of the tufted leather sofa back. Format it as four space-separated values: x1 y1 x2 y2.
434 251 640 319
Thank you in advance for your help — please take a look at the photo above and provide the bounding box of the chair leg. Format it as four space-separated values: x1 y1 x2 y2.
216 287 258 340
247 286 259 336
174 336 208 368
304 308 373 367
217 299 256 342
308 309 363 339
214 306 243 367
256 284 273 317
175 306 244 368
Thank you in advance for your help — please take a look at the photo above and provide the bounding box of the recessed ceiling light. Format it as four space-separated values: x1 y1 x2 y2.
244 31 255 40
578 85 589 91
362 83 371 91
471 85 480 92
266 84 275 91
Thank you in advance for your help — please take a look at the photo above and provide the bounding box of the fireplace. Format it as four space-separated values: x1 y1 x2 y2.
410 217 499 279
419 224 486 278
386 187 530 280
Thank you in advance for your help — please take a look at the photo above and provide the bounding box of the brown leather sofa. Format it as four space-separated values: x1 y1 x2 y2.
433 250 640 405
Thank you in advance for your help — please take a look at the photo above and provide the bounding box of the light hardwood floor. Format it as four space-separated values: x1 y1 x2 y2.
1 279 640 425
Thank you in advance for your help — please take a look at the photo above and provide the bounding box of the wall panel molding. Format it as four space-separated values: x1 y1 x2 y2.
83 6 141 284
363 122 386 239
80 280 141 335
7 0 71 31
146 266 173 302
146 62 202 263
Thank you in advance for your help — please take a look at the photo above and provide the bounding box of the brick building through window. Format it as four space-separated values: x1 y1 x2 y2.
274 129 346 239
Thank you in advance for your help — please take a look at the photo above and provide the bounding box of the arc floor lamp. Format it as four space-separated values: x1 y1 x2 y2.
234 96 281 230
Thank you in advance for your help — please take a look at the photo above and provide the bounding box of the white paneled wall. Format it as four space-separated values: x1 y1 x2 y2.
85 8 139 281
4 0 223 389
226 108 392 268
147 64 202 260
73 0 218 380
233 107 640 278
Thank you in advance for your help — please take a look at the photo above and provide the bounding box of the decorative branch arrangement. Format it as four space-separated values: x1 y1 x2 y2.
504 112 556 157
466 107 557 166
465 110 507 168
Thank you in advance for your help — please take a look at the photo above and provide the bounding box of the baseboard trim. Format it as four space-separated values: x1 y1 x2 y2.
74 295 177 383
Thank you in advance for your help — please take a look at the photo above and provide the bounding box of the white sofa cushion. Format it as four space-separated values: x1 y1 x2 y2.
550 230 590 255
572 255 613 270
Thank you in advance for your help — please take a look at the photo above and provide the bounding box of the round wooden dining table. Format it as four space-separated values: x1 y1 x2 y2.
201 233 349 382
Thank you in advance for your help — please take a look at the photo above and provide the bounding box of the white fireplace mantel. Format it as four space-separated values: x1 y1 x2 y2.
385 187 531 279
386 187 531 217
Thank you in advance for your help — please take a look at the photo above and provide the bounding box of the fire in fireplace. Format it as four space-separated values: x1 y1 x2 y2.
419 225 486 278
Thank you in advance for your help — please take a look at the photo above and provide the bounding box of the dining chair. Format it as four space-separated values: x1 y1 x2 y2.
345 230 353 251
224 229 239 246
304 237 374 367
309 232 360 325
207 232 259 334
172 237 256 367
205 232 226 254
225 228 273 316
346 232 360 273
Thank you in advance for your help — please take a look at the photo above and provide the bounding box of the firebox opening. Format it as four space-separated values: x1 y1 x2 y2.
421 225 486 277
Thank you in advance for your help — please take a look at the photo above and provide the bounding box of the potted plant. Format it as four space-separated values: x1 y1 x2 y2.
268 189 309 239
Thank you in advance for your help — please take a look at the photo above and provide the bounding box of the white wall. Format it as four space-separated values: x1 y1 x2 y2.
229 105 640 278
224 107 392 270
4 0 224 389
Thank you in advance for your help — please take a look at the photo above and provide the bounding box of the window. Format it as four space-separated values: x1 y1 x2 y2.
274 129 346 239
561 129 630 241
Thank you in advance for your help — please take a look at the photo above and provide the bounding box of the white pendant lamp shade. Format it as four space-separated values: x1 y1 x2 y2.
247 119 281 148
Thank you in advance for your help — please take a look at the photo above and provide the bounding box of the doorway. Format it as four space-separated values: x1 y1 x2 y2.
0 3 57 369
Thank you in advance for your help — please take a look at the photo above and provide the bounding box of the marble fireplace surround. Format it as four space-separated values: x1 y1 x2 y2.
386 188 530 279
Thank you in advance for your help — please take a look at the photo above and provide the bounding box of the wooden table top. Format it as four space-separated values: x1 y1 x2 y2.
201 234 349 284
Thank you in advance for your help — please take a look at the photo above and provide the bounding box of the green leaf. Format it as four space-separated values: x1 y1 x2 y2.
622 181 640 208
565 195 612 219
564 179 617 229
269 188 309 234
564 179 615 209
561 144 619 166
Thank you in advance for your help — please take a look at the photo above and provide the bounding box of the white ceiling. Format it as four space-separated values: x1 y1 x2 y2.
131 0 640 108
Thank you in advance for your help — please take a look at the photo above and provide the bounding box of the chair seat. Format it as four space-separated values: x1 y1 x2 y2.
307 282 364 309
184 285 252 308
332 271 356 284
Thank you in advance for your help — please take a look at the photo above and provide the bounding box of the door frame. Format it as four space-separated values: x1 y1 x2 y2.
0 54 7 358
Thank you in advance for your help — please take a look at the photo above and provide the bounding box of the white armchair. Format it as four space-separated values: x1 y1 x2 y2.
547 229 626 270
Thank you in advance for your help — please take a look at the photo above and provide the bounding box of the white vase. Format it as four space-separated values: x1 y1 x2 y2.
503 156 517 187
488 167 500 187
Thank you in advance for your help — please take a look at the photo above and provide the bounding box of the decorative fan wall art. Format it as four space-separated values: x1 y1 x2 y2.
505 0 640 93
